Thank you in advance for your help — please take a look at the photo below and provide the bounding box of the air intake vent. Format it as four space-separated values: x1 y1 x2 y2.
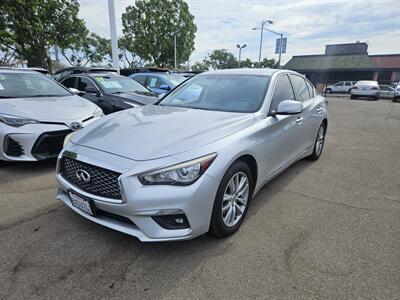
4 136 24 156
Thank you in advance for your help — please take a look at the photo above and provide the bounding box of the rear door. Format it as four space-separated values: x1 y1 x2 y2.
344 81 352 93
333 82 344 92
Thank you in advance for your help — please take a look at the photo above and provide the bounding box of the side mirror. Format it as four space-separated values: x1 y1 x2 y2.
275 100 303 115
159 84 171 91
84 86 98 94
69 88 85 96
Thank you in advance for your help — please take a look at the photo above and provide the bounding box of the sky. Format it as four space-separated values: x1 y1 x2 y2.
77 0 400 66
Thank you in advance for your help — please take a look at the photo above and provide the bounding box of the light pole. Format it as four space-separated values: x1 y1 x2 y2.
236 44 247 68
253 20 284 68
253 20 273 68
174 34 177 72
108 0 119 72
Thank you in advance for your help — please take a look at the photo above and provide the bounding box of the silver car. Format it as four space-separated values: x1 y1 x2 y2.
0 70 103 162
56 69 328 242
350 80 380 100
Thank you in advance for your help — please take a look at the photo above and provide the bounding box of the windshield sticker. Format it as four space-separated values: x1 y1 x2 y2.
0 83 4 90
95 77 105 82
100 81 123 89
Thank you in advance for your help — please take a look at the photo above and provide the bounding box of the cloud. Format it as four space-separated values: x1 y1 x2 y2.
77 0 400 65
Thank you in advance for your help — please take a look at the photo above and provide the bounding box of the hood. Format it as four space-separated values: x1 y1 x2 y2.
112 91 158 105
0 95 98 122
72 105 254 161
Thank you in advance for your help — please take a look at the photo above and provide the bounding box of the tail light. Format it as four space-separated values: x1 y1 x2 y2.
352 86 358 90
371 87 378 90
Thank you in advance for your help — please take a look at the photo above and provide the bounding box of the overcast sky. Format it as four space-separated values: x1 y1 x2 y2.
77 0 400 65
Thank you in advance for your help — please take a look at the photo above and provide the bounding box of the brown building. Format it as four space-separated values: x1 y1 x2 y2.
284 42 400 86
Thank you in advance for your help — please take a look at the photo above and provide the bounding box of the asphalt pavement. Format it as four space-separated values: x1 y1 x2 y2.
0 97 399 299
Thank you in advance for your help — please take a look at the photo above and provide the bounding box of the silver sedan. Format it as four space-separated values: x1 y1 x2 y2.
56 69 328 242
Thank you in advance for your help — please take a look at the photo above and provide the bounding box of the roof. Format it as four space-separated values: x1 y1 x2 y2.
203 68 279 76
284 54 376 71
0 69 39 74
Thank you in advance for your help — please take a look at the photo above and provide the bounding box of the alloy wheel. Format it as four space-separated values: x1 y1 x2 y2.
315 126 325 155
222 172 249 227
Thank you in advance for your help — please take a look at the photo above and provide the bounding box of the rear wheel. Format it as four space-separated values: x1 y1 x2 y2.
307 123 326 161
326 88 332 94
209 160 253 238
350 95 357 99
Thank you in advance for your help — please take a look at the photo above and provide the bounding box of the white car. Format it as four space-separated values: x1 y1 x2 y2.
0 69 103 162
325 81 355 94
350 80 380 100
379 85 396 99
393 86 400 102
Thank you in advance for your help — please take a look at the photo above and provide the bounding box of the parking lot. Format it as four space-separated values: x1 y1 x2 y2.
0 96 399 299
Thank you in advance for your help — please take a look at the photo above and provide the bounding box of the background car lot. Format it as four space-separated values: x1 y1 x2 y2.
0 96 399 299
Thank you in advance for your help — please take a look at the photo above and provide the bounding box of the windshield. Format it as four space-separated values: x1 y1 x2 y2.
94 75 149 94
163 74 186 86
0 72 71 98
159 74 270 113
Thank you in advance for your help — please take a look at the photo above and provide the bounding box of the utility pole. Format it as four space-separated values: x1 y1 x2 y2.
108 0 119 72
174 34 177 72
253 20 273 68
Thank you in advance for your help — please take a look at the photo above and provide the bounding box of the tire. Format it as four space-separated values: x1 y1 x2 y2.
307 122 326 161
348 89 352 93
350 95 357 99
209 160 254 238
326 88 332 94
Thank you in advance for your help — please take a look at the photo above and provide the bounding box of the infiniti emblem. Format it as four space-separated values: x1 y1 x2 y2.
76 169 91 183
69 122 82 131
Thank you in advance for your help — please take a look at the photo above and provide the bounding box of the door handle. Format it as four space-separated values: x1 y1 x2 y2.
296 117 304 123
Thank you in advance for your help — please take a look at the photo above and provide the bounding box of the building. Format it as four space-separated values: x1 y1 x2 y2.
284 42 400 87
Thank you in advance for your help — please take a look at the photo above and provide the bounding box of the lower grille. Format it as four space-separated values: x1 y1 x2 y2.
32 130 71 160
4 136 24 156
60 156 122 199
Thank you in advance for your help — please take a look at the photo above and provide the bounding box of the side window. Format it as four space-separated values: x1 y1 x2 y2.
289 75 311 101
305 80 315 98
148 76 164 89
134 76 147 86
344 82 351 86
334 82 343 87
269 74 295 113
77 77 97 92
61 77 76 89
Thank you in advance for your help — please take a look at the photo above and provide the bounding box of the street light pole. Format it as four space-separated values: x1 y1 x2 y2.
236 44 247 68
253 20 273 68
174 34 177 72
108 0 119 72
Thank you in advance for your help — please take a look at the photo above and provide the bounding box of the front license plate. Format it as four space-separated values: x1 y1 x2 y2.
69 191 95 216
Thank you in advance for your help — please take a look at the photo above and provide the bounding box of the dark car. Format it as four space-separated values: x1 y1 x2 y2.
60 73 158 115
54 67 118 82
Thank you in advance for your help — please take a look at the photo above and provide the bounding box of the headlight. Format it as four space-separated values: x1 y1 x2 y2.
139 153 217 185
63 131 78 147
0 113 39 127
93 107 104 118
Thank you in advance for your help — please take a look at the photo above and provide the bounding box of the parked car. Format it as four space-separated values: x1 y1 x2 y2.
379 85 396 99
0 69 103 163
129 73 187 95
120 67 170 77
394 86 400 102
56 68 328 242
325 81 356 94
54 67 118 82
350 80 380 100
60 73 158 115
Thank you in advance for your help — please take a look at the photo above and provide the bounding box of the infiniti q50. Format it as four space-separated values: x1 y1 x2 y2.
56 69 328 242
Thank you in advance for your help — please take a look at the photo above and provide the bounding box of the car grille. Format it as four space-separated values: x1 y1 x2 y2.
3 136 24 156
32 130 71 160
60 156 122 199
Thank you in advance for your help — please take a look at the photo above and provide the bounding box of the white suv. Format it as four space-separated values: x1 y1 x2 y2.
325 81 355 94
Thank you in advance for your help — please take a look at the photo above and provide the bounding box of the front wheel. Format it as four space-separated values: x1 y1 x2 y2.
326 88 332 94
307 123 326 161
350 95 357 99
209 160 253 238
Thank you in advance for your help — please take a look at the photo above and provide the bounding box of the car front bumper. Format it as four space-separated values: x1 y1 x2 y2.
56 147 221 242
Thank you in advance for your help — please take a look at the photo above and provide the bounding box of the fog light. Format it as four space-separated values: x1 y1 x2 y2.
152 214 190 230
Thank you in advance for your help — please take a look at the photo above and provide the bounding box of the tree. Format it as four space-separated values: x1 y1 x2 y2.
0 45 21 66
259 57 279 68
0 0 87 68
122 0 197 67
118 36 145 68
60 33 112 67
208 49 237 70
191 59 209 71
240 58 255 68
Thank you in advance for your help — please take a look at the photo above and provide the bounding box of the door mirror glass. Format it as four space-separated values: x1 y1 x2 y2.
275 100 303 115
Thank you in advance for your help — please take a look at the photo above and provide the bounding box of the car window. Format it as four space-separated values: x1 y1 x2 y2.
344 82 351 86
148 76 165 88
380 85 388 90
269 74 295 113
94 75 149 94
134 76 147 86
61 77 76 89
334 82 343 87
305 80 315 98
77 77 97 92
0 72 71 98
289 74 311 101
160 74 270 113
